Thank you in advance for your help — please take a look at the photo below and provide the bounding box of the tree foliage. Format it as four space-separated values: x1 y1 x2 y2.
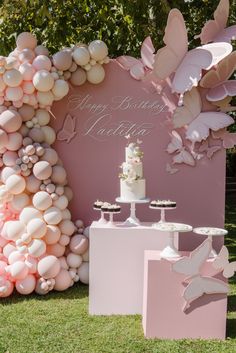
0 0 235 57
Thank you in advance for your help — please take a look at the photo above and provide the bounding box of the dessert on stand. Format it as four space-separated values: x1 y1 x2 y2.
116 139 149 226
93 200 121 226
193 227 228 258
149 199 177 223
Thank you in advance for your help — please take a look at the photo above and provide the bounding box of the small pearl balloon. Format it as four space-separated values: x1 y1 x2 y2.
3 69 23 87
41 126 56 145
5 174 26 194
35 45 49 57
19 62 35 81
35 109 50 126
32 191 53 211
64 186 73 201
69 234 88 255
52 79 69 98
88 40 108 61
0 109 22 133
52 50 72 71
6 86 23 102
43 207 62 225
70 68 87 86
51 165 66 184
55 186 64 196
33 161 52 180
33 70 54 92
82 249 89 262
78 262 89 284
75 219 84 228
5 132 23 151
16 32 37 50
19 123 29 138
59 219 75 236
86 64 105 84
27 218 47 238
66 253 82 268
28 127 45 143
61 209 71 220
59 234 70 246
53 195 68 210
28 239 46 257
25 175 41 193
73 47 90 66
33 55 52 71
37 91 54 106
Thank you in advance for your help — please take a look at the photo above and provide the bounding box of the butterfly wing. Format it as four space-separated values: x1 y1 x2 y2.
153 9 188 80
130 63 145 80
166 130 183 153
214 25 236 43
116 56 141 70
173 150 195 166
198 0 229 44
206 146 221 159
166 163 179 175
172 49 213 94
213 245 229 270
222 133 236 149
141 36 155 69
172 238 212 277
202 42 232 69
207 81 236 102
200 52 236 89
223 262 236 278
186 111 234 143
173 88 202 128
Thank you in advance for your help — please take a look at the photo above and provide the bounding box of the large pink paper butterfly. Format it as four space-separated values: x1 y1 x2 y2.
116 36 155 80
166 130 195 166
198 140 221 159
213 246 236 278
200 51 236 102
172 88 234 143
57 114 77 143
196 0 236 44
153 8 232 96
172 239 229 311
212 128 236 149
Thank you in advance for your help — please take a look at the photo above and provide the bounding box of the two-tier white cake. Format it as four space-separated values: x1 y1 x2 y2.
119 141 146 200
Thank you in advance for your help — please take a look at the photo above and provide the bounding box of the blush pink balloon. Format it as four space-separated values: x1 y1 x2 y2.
54 269 72 291
25 255 37 274
16 32 37 51
69 234 89 255
0 276 14 297
33 55 52 71
19 63 36 81
3 243 16 257
2 150 18 166
22 81 35 95
5 87 23 102
5 132 23 151
0 129 8 149
0 261 7 275
18 49 35 63
0 109 22 133
47 243 65 257
38 255 60 279
15 274 36 294
7 260 29 280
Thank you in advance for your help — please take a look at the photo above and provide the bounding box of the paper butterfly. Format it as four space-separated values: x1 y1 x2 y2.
213 246 236 278
212 128 236 149
198 140 221 159
57 114 77 143
166 163 179 175
172 239 229 311
172 87 234 144
166 131 195 166
200 51 236 102
116 36 155 80
213 96 236 113
196 0 236 44
153 8 232 96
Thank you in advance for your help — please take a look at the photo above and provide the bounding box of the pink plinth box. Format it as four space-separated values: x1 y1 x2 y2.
142 251 227 339
89 222 177 315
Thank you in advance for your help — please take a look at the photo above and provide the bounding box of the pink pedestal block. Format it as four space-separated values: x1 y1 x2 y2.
142 251 227 339
89 222 176 315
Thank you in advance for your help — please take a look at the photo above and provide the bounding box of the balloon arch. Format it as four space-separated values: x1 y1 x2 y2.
0 0 236 297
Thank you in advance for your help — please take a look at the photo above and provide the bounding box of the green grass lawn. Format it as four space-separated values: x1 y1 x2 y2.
0 196 235 353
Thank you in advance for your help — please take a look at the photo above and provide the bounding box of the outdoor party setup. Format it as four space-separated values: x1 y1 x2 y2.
0 0 235 340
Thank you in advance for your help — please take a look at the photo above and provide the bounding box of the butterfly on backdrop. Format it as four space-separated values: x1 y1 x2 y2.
116 36 155 80
212 128 236 149
195 0 236 44
198 140 221 159
166 130 195 166
166 163 179 175
213 246 236 278
57 114 77 143
200 52 236 102
172 87 234 144
153 8 232 97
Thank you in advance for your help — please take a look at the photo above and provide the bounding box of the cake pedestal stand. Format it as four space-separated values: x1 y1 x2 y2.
107 211 121 227
153 222 193 259
149 206 176 224
116 197 150 227
193 227 228 258
93 208 107 224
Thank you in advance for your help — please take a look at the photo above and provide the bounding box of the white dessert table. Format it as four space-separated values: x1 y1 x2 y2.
115 197 150 226
89 221 178 315
193 227 228 258
153 222 193 258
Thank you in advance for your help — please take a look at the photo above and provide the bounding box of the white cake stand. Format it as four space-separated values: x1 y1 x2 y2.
193 227 228 258
153 222 193 259
116 197 150 226
149 205 176 224
93 208 107 224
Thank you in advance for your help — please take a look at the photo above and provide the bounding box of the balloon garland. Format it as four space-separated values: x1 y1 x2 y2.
0 32 109 297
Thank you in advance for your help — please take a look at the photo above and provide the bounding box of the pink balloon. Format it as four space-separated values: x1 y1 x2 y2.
5 132 23 151
53 51 72 71
0 276 14 297
5 87 23 102
2 150 18 166
0 129 8 149
47 243 65 257
3 69 23 87
54 269 72 291
22 81 35 95
16 32 37 51
0 109 22 133
25 255 37 274
38 255 60 279
19 62 36 81
8 260 29 280
18 49 35 63
69 234 89 255
33 55 52 71
0 261 7 275
15 274 36 294
3 243 16 258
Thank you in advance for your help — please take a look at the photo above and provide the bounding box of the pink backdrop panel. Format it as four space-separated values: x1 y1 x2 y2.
51 60 226 250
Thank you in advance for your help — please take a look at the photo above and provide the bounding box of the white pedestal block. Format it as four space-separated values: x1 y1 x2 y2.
89 221 176 315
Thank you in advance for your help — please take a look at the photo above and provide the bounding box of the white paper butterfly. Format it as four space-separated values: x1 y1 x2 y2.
166 130 195 166
213 246 236 278
57 114 77 143
172 88 234 144
172 239 229 311
166 163 179 175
